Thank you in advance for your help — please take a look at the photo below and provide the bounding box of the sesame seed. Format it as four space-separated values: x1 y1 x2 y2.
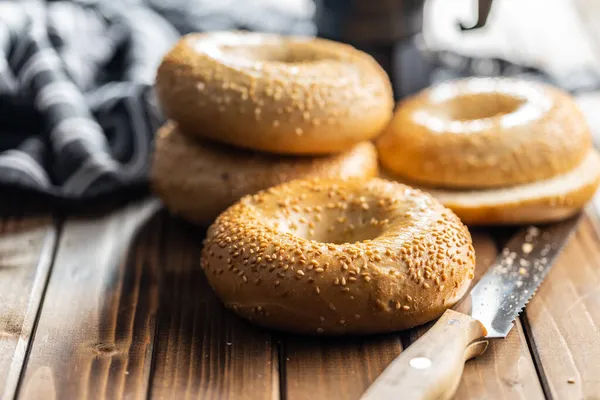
522 243 534 254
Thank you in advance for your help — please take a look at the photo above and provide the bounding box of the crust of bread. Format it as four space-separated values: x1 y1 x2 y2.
152 123 379 225
381 149 600 225
201 178 475 334
378 78 591 188
155 32 394 155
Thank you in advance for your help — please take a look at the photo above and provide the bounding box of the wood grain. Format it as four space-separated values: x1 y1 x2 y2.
149 216 278 400
403 232 545 399
523 212 600 399
0 214 56 400
283 333 402 400
17 200 161 400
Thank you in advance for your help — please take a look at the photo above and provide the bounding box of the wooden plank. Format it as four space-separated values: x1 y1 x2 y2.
522 212 600 399
403 232 545 399
17 200 161 400
149 216 278 400
0 213 56 400
283 333 402 400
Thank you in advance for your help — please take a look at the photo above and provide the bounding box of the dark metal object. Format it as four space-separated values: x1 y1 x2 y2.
459 0 494 31
314 0 495 98
315 0 425 44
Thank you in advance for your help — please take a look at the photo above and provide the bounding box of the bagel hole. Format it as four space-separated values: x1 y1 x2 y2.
324 223 386 245
277 203 390 245
308 222 386 245
434 93 524 121
222 45 328 64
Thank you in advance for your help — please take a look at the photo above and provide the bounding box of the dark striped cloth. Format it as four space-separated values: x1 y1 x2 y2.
0 0 312 202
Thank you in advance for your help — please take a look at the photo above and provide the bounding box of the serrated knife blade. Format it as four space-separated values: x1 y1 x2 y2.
362 214 581 400
468 213 580 338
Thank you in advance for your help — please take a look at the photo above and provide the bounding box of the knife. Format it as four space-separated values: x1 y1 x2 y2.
361 214 581 400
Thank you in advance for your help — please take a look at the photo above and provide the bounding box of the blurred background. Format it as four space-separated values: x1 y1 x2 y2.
144 0 600 96
1 0 600 202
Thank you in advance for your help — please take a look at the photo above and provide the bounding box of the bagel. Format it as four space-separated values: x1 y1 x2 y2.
200 178 475 335
381 149 600 225
155 31 394 155
377 78 591 188
151 123 379 225
378 78 600 225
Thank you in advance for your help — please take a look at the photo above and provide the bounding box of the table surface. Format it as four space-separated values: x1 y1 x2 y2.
4 1 600 399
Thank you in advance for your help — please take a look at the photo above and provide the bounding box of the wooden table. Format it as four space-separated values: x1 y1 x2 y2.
4 1 600 399
2 188 600 400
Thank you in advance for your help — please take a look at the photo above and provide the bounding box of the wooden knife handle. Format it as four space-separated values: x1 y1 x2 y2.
360 309 488 400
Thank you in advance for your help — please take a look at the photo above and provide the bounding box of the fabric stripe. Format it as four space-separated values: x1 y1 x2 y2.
19 47 62 87
50 117 109 152
0 150 51 187
35 80 83 110
62 153 119 195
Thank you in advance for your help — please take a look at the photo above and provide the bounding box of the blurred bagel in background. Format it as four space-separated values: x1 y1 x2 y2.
155 31 394 155
151 122 379 225
378 78 600 225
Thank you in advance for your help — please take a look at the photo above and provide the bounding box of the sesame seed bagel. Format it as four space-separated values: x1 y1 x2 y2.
151 122 379 225
155 31 394 155
381 148 600 225
377 78 591 188
201 178 475 335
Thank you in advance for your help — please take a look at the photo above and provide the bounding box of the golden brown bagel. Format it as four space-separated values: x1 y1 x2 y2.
381 149 600 225
377 78 591 188
155 31 394 155
201 178 475 335
151 123 379 225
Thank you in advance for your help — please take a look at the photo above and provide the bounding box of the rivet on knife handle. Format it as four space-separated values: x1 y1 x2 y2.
360 309 488 400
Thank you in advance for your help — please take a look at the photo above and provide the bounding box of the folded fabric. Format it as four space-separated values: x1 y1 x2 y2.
0 0 313 201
